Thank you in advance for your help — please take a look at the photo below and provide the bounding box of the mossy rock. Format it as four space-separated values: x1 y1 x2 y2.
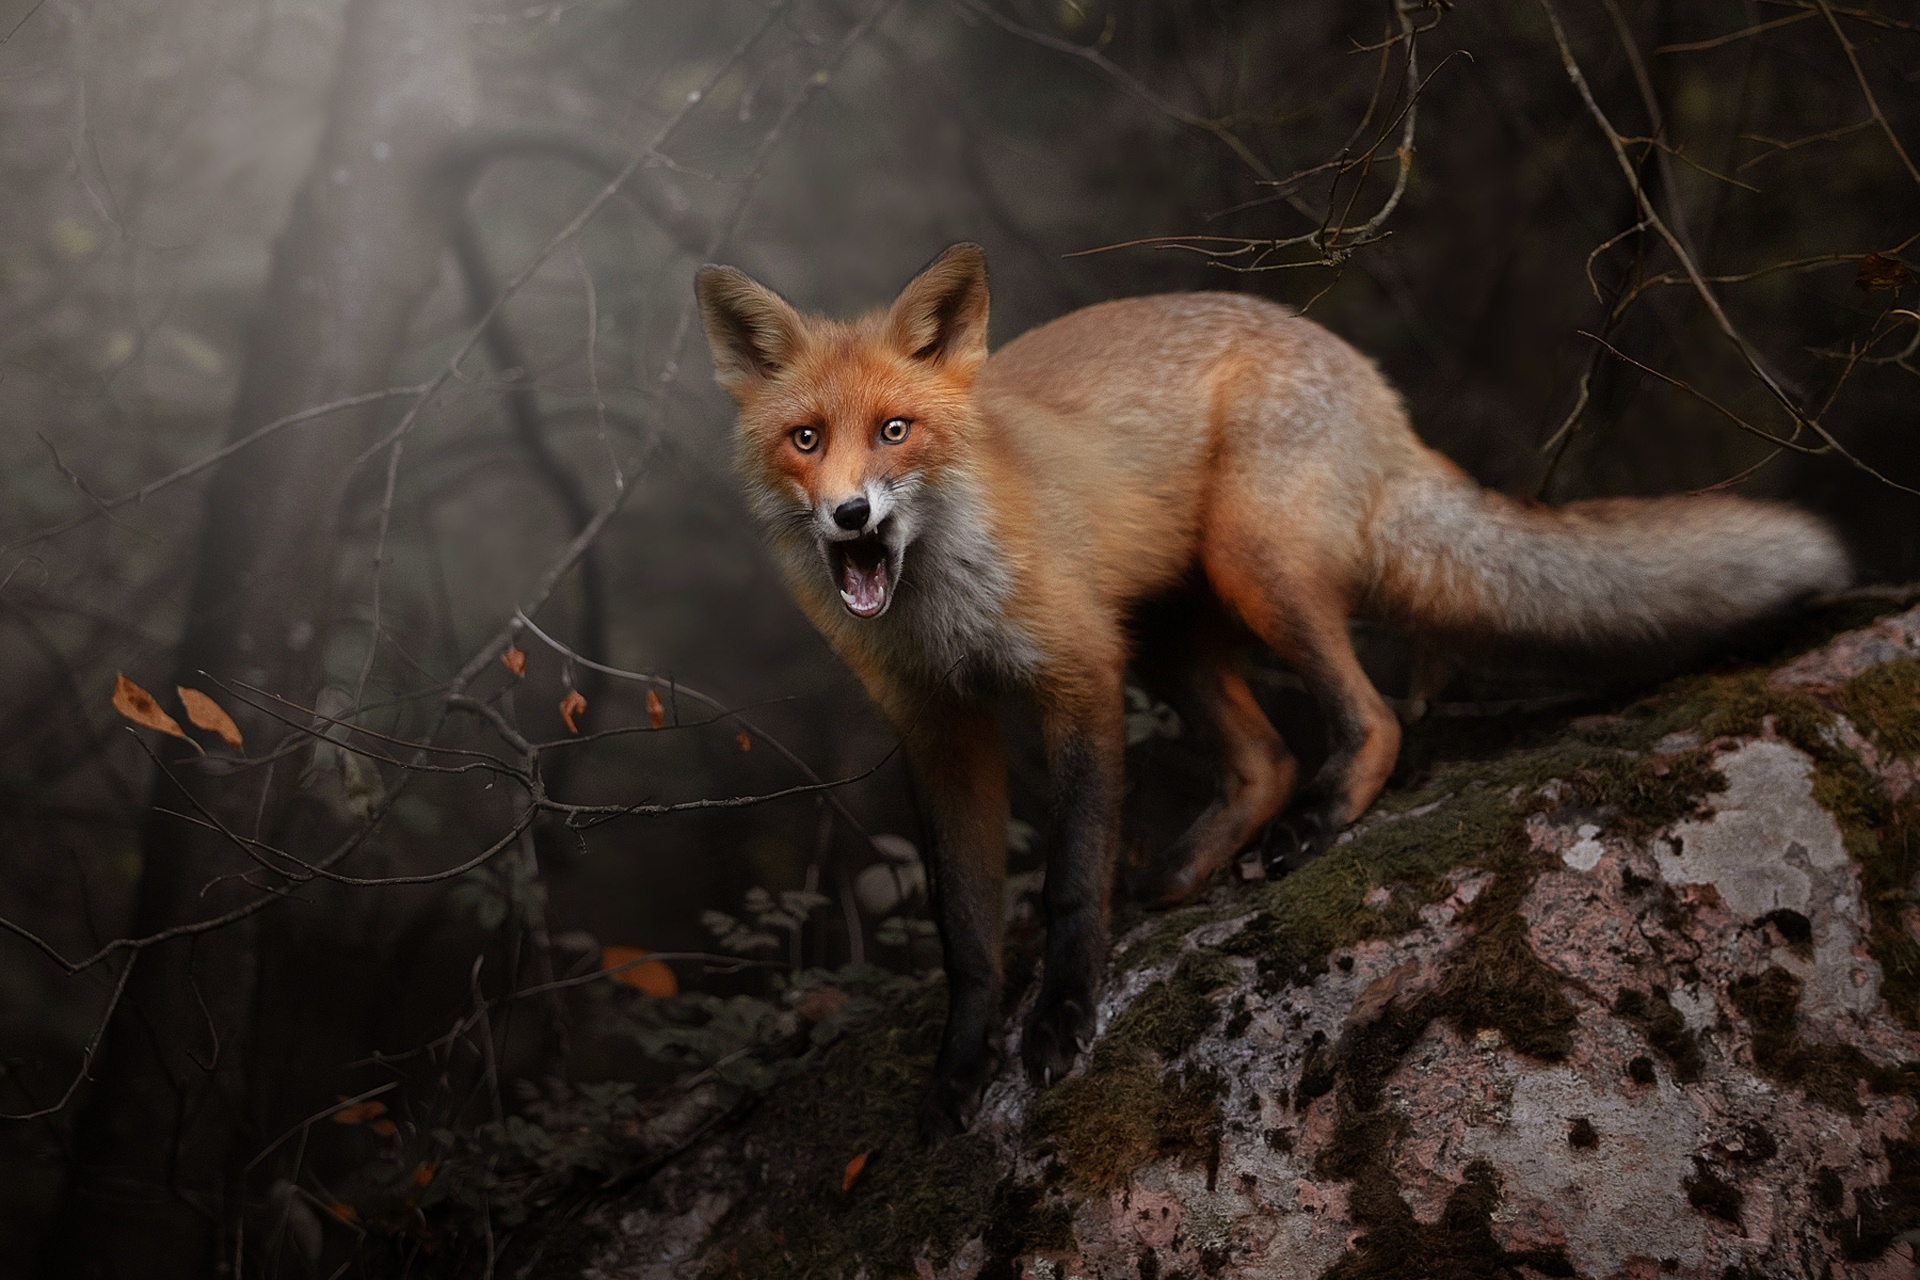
560 596 1920 1280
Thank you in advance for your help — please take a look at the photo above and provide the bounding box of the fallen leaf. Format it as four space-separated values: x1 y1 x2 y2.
112 674 185 739
647 688 666 729
501 645 527 677
177 686 243 748
326 1201 358 1224
332 1098 387 1125
600 945 678 997
842 1151 869 1193
412 1161 436 1188
560 689 587 734
736 731 752 752
1857 252 1914 292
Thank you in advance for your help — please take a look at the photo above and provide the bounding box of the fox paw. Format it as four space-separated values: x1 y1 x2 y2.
1261 808 1339 875
916 1083 976 1147
1022 995 1094 1086
916 1044 1001 1146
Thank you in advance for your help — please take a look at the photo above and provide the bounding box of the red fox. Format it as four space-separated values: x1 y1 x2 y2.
695 243 1849 1138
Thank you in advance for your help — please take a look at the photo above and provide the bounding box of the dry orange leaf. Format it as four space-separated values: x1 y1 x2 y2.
501 645 527 677
646 688 666 730
326 1201 358 1224
332 1098 387 1125
560 689 587 734
736 731 752 752
412 1161 437 1188
600 945 678 997
1857 251 1914 292
111 674 184 740
842 1151 869 1193
177 686 243 749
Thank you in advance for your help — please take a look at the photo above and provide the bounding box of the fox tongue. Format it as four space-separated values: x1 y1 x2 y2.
838 545 889 617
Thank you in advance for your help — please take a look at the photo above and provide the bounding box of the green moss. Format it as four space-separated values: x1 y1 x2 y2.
1560 748 1724 842
1433 857 1579 1060
1588 664 1833 759
1029 1062 1222 1193
1124 950 1238 1061
1317 1155 1575 1280
1315 1110 1406 1184
1221 767 1522 989
1725 966 1920 1115
1844 659 1920 760
1116 903 1214 974
1615 986 1705 1084
1026 952 1234 1192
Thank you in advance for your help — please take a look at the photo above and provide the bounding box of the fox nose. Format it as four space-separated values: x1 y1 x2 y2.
832 496 871 531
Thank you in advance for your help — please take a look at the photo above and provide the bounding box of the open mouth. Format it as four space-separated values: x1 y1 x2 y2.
829 532 894 618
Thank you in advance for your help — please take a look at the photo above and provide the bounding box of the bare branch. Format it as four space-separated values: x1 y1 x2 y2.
1813 0 1920 192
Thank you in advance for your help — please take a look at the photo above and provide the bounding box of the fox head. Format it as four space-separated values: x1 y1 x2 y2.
695 243 990 621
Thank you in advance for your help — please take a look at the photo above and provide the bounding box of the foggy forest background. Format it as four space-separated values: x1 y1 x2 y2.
1 0 1916 1274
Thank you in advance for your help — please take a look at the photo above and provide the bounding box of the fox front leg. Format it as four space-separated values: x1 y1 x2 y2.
1023 664 1127 1085
900 696 1009 1143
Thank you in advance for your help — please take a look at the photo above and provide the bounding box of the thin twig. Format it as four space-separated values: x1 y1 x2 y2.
1 952 136 1120
1814 0 1920 191
2 385 432 557
1539 0 1920 497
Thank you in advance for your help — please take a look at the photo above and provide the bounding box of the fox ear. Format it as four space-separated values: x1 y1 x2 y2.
887 243 989 372
695 265 807 400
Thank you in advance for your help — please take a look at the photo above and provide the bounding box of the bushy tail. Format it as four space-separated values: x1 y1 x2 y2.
1366 457 1851 647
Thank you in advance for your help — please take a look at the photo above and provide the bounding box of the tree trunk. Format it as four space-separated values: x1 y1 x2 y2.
40 2 476 1275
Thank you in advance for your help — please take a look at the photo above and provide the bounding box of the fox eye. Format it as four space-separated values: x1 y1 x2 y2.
790 426 819 453
879 417 910 444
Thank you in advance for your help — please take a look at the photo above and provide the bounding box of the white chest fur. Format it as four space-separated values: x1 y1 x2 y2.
885 478 1040 690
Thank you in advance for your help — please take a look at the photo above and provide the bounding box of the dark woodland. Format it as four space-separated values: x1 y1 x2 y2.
1 0 1917 1276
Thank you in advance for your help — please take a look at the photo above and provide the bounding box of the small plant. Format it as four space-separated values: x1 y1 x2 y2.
603 877 933 1098
1125 685 1182 745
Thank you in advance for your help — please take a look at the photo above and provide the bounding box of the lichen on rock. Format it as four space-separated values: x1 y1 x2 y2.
576 600 1920 1280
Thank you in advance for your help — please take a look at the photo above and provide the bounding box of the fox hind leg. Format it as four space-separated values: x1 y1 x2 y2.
1263 606 1400 870
1134 617 1298 903
1206 555 1400 872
